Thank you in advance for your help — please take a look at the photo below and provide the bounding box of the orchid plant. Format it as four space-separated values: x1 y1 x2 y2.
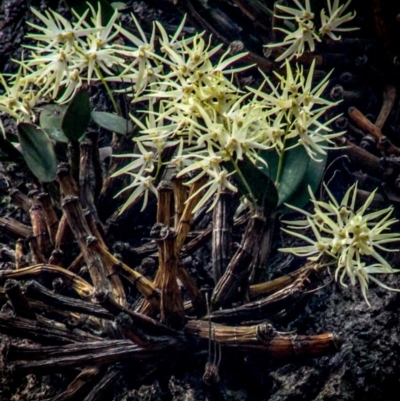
0 0 398 305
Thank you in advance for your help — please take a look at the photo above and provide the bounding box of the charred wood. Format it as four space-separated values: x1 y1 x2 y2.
24 280 113 320
0 314 101 345
4 279 36 320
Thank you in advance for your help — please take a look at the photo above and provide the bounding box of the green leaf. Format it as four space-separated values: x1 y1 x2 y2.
260 146 310 207
91 111 133 135
111 2 127 10
17 123 57 182
39 104 69 143
278 151 327 214
224 154 278 215
258 148 279 182
259 144 328 214
0 136 23 162
65 0 115 25
61 89 91 141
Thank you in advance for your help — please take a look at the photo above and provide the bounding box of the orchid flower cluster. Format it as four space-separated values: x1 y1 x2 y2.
0 5 169 122
267 0 358 62
249 59 343 160
110 27 343 213
110 21 259 213
0 4 344 214
280 183 400 305
0 6 126 122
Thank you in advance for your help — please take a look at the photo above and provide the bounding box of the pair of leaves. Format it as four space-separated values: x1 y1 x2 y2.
259 144 327 214
42 92 133 139
224 142 327 218
40 89 91 143
18 90 91 182
19 88 133 182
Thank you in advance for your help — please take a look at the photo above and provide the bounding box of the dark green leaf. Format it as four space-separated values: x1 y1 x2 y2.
224 154 278 215
61 89 91 141
278 151 328 214
258 148 279 182
17 123 57 182
258 138 301 183
259 142 328 214
91 111 133 135
40 104 69 143
64 0 115 25
0 136 23 163
261 146 310 207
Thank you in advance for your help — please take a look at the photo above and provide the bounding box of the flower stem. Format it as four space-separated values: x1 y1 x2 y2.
155 155 163 180
95 65 120 115
229 155 257 205
275 136 288 186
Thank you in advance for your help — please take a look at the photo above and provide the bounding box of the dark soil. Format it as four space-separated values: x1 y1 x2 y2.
1 0 400 400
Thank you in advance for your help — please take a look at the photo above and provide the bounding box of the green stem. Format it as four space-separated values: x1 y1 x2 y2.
95 65 120 116
155 155 163 180
275 136 288 186
229 154 257 205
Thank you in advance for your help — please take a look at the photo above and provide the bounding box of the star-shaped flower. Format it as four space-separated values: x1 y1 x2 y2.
280 183 400 306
